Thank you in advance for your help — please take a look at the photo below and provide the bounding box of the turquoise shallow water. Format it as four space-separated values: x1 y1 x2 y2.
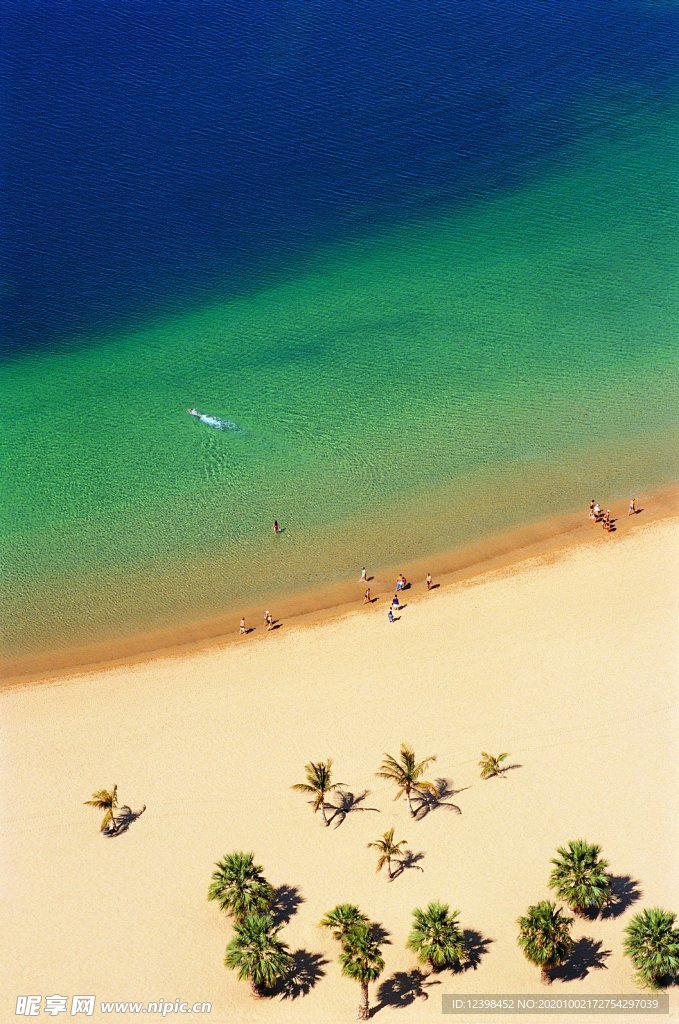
2 102 678 661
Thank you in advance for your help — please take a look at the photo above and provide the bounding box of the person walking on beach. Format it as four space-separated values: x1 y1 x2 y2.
265 611 274 631
239 617 247 635
593 502 601 522
360 566 367 583
629 497 636 516
392 593 401 610
426 572 432 591
395 574 404 592
364 588 371 604
272 520 281 534
388 608 394 623
589 499 596 519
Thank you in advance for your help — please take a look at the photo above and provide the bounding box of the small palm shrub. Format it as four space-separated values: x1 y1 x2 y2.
376 743 436 816
84 785 119 833
368 828 407 879
548 839 610 916
292 759 345 825
517 900 574 983
624 908 679 988
407 901 466 972
479 752 509 779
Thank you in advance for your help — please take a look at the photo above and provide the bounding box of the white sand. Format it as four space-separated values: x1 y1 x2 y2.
2 520 678 1023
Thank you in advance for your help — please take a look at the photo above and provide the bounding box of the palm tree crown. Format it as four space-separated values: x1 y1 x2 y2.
224 913 292 995
517 900 574 983
207 851 273 921
548 839 611 915
479 752 509 779
320 903 369 942
292 759 345 825
368 828 407 879
84 785 119 832
623 907 679 988
375 743 436 816
340 922 385 1021
407 901 466 971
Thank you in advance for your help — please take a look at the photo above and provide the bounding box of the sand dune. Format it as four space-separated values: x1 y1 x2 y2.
1 519 678 1023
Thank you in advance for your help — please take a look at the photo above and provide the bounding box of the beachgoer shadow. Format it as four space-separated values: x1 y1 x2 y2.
270 621 283 630
391 850 425 879
274 949 328 999
104 804 146 837
429 584 441 590
374 969 440 1013
412 779 466 820
601 875 642 919
367 575 375 582
326 790 380 829
551 938 610 982
269 884 305 926
459 929 493 972
390 615 401 622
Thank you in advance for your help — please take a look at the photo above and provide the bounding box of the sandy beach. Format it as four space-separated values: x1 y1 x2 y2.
2 514 678 1023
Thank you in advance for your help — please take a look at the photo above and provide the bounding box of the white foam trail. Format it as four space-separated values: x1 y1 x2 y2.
199 414 239 431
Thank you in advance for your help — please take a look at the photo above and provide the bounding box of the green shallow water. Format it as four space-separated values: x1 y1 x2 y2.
2 110 678 659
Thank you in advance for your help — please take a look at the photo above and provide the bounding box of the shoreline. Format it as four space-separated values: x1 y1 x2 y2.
3 481 678 687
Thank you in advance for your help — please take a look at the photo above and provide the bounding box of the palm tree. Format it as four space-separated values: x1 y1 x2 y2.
340 921 385 1021
517 901 574 984
407 901 466 972
376 743 436 816
207 852 273 922
84 785 119 833
368 828 407 879
623 908 679 988
479 752 509 779
292 760 345 826
548 839 611 916
224 913 292 996
320 904 369 942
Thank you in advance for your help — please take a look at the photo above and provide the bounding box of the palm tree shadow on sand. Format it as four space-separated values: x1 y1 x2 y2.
269 884 305 926
600 875 643 919
373 969 441 1013
412 779 466 820
103 805 146 837
550 937 611 982
457 929 494 972
326 790 380 829
273 949 329 999
391 850 425 880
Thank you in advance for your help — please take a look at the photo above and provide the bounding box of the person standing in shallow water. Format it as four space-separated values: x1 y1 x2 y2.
364 588 371 604
272 520 281 534
426 572 432 591
360 566 367 583
239 617 247 635
629 497 636 516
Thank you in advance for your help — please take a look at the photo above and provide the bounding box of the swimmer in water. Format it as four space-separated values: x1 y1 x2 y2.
272 520 281 534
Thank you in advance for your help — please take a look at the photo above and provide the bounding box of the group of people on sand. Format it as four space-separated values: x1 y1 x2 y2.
589 496 638 534
360 566 434 622
242 494 641 636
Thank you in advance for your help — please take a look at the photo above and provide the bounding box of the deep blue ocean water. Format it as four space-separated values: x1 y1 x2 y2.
2 0 677 354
